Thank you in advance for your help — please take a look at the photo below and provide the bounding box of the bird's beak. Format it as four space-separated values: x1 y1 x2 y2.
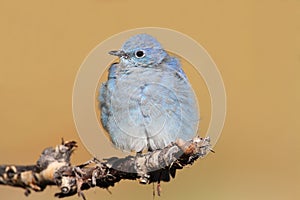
108 50 127 58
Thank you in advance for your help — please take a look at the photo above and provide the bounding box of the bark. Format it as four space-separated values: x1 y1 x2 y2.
0 137 212 199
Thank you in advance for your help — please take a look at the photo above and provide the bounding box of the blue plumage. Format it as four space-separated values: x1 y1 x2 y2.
99 34 199 152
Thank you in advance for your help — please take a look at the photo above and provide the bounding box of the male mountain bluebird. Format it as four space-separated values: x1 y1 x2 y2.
99 33 199 153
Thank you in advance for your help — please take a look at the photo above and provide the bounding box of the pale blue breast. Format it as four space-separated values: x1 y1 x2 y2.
99 57 199 152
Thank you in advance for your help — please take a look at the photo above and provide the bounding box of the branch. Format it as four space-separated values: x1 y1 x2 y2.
0 137 212 199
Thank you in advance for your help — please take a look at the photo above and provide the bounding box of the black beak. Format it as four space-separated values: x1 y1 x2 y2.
108 50 127 58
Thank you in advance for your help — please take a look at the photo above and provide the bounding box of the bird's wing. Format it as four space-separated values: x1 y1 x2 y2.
164 57 187 80
99 63 118 130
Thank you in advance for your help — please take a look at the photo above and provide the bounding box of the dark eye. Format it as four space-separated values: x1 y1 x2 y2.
135 50 145 58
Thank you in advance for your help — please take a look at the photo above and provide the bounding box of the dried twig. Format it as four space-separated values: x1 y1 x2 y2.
0 137 212 198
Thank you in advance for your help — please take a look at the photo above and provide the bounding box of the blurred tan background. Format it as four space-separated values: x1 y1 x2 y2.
0 0 299 200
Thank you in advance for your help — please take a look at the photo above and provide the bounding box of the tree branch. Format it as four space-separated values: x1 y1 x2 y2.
0 137 212 199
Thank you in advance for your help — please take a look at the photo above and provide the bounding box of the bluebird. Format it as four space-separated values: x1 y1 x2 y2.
99 33 199 153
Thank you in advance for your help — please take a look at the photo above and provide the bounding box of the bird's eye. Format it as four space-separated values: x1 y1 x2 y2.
135 50 145 58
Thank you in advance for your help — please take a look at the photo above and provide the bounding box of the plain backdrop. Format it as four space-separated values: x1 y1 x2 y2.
0 0 299 200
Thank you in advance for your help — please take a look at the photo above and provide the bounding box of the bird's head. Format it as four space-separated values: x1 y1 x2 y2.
109 34 168 67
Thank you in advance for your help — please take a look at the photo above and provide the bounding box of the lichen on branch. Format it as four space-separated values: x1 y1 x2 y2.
0 137 212 199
